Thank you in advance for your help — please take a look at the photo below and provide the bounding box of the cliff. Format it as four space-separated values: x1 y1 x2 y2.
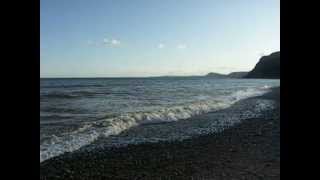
245 51 280 79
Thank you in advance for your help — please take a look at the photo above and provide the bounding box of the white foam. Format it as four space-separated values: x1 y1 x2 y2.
40 87 270 163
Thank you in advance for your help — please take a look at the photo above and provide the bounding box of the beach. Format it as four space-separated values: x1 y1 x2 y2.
40 87 280 180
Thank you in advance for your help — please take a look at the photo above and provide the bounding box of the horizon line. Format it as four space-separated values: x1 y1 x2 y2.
40 71 251 79
40 75 206 79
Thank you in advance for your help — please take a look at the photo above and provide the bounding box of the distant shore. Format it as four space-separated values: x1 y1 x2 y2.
40 87 280 180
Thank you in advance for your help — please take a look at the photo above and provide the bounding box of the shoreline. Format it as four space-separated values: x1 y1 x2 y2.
40 87 280 179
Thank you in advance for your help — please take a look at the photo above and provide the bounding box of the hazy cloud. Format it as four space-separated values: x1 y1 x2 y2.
177 44 187 49
110 39 120 45
158 43 165 49
103 38 109 44
88 38 121 47
87 40 102 47
103 38 120 47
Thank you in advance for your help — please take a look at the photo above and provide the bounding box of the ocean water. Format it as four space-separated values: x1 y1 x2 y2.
40 77 279 162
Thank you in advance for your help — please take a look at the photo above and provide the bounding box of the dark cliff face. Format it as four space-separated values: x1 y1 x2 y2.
245 51 280 79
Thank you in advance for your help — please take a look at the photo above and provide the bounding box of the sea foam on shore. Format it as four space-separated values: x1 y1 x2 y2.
41 86 273 163
40 87 280 180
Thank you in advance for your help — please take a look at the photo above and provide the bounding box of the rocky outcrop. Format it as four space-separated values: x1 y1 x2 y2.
245 52 280 79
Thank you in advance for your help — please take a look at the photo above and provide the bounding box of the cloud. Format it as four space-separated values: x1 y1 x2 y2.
110 39 120 45
103 38 109 44
177 44 187 49
158 43 165 49
102 38 120 47
88 38 121 47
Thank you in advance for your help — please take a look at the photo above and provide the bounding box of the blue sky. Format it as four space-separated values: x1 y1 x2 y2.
41 0 280 77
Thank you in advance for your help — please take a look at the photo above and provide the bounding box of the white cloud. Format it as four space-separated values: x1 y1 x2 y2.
158 43 165 49
111 39 120 45
177 44 187 49
99 38 121 47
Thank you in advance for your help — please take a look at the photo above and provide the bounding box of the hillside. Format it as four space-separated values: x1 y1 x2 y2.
245 52 280 79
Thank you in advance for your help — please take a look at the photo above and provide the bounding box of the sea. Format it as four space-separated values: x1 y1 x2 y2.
40 77 280 162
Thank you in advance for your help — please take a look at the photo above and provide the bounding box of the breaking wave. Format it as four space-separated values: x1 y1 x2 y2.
40 87 270 163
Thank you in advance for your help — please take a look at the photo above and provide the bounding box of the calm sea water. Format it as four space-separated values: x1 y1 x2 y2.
40 77 279 162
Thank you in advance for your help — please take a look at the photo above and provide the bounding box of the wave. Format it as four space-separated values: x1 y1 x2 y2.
40 87 271 163
41 91 112 99
41 84 104 89
41 93 78 99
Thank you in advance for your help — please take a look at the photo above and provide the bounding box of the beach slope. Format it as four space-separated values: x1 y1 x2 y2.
40 87 280 180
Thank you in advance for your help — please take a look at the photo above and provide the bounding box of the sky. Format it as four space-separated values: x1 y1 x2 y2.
40 0 280 77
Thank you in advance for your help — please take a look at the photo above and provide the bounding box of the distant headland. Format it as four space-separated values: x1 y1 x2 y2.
41 51 280 79
206 51 280 79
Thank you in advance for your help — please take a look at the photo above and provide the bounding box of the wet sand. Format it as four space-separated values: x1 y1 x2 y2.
40 87 280 180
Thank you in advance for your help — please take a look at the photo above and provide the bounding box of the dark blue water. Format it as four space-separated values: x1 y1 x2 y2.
40 77 279 162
